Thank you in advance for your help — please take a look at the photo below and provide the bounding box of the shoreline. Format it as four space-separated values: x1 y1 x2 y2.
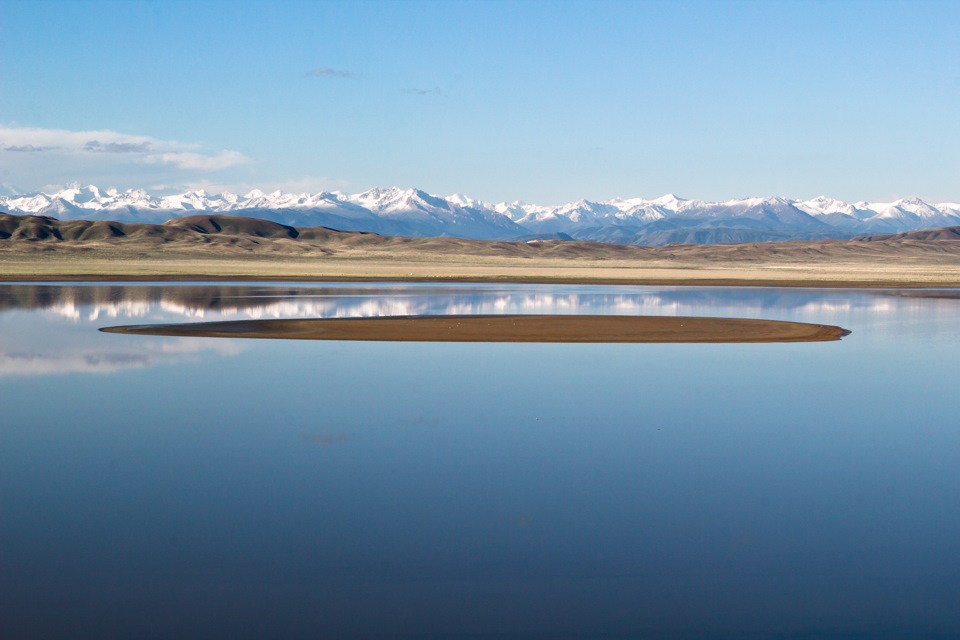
3 272 960 288
4 244 960 289
101 314 851 344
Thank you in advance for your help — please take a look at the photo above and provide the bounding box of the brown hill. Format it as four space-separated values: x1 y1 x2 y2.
165 215 303 239
0 211 658 258
6 211 960 263
855 226 960 242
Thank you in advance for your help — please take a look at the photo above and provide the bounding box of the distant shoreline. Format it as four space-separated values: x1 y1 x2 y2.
2 257 960 288
4 273 960 288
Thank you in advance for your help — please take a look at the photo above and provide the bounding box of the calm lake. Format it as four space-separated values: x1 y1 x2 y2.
1 282 959 639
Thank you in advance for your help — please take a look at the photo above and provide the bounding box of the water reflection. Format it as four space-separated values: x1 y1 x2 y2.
2 283 960 378
1 282 957 322
0 331 242 377
3 282 960 638
0 286 250 377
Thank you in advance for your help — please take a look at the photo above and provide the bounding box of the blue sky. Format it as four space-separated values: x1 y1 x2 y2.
1 0 958 203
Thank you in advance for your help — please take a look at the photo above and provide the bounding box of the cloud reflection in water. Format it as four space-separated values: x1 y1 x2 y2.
2 283 960 378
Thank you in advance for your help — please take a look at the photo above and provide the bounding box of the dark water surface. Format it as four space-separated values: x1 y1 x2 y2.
1 283 959 639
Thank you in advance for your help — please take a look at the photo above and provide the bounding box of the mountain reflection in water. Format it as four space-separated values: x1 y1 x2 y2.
1 282 958 377
0 281 946 321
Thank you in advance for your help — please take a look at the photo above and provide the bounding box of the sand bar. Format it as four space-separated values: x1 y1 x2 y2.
100 314 850 343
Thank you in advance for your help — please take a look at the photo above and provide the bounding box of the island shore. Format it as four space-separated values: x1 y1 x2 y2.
101 314 851 343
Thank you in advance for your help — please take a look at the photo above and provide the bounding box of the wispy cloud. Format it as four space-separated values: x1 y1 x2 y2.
1 126 154 153
305 66 353 79
84 140 152 153
5 144 49 152
143 150 249 171
1 127 247 167
404 86 443 97
0 125 251 193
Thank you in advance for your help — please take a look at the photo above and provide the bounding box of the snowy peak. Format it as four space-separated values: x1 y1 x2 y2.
891 197 943 217
2 186 959 244
796 195 858 215
447 193 488 209
348 186 421 210
651 193 686 209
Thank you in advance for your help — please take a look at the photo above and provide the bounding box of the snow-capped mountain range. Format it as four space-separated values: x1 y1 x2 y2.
3 185 960 245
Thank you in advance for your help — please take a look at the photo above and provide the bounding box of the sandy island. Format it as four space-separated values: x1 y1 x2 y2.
100 314 850 343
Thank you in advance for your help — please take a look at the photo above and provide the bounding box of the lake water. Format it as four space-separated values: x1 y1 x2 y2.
1 282 959 639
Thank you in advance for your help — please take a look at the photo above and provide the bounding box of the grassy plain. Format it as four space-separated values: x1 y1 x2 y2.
2 212 960 287
3 245 960 287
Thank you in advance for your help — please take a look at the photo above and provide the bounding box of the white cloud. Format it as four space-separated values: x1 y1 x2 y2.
0 125 250 193
143 150 250 171
1 126 156 152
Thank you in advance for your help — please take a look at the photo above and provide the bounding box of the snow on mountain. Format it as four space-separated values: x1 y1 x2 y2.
796 195 864 217
683 196 828 230
506 200 620 233
492 201 531 223
446 193 489 209
2 185 960 244
498 196 673 233
336 187 524 238
2 193 55 214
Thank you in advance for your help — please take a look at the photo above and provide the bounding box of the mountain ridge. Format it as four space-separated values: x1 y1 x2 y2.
3 185 960 245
